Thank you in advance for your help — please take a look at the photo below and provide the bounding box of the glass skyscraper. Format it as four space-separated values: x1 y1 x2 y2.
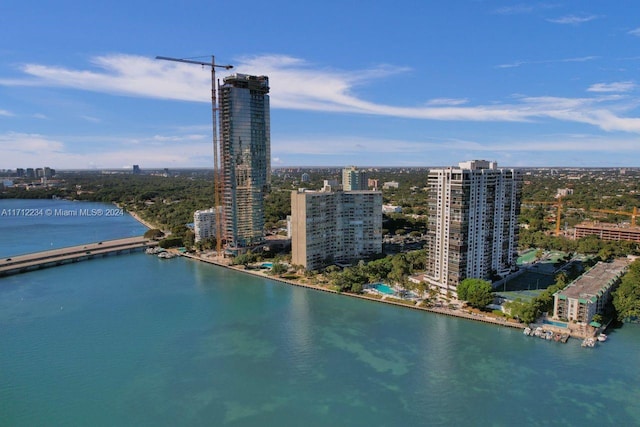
219 73 270 253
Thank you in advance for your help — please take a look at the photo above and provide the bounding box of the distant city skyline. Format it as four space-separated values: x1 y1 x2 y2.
1 1 640 168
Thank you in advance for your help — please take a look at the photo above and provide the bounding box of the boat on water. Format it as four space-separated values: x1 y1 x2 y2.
157 251 176 259
523 327 532 336
581 337 596 348
597 333 608 342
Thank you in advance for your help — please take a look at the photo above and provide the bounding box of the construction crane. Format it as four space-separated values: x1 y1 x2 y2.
589 207 638 227
156 55 233 256
522 197 563 236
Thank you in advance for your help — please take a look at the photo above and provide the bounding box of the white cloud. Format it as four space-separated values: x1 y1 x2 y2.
493 4 534 15
588 81 636 93
628 27 640 36
0 130 214 169
80 115 102 123
492 3 559 16
546 15 598 24
2 53 640 134
0 109 14 117
496 56 598 69
1 132 65 152
272 134 640 158
425 98 469 106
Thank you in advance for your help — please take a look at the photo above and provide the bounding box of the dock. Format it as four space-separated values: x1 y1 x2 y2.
0 236 158 277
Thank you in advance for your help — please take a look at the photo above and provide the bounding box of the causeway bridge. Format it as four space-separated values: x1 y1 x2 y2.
0 236 158 277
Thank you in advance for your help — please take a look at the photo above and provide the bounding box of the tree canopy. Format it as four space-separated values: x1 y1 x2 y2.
613 260 640 321
457 278 494 309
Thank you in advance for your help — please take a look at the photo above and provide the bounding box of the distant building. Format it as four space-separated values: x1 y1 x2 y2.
322 179 339 192
16 168 24 177
342 166 368 191
291 188 383 270
382 181 399 190
301 173 310 183
553 259 628 324
132 165 141 175
556 188 573 198
368 178 379 190
424 160 522 292
26 168 35 178
382 204 402 214
575 222 640 243
194 208 222 242
219 73 270 253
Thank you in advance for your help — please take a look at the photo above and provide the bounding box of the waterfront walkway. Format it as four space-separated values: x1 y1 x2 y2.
0 236 157 277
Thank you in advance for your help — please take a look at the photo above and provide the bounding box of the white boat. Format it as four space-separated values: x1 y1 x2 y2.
597 333 607 342
581 337 596 348
523 327 532 336
157 251 176 259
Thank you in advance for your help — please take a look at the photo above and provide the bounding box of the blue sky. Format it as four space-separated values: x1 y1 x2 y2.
1 1 640 169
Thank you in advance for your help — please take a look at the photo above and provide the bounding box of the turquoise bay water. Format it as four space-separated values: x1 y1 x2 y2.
1 200 640 426
0 199 146 257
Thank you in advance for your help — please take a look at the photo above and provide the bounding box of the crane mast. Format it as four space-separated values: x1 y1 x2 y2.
156 55 233 256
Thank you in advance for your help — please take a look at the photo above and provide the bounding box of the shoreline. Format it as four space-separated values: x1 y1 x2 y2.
126 209 154 230
178 252 526 332
119 208 572 338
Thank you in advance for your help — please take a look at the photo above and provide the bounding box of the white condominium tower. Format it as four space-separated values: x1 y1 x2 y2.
425 160 521 292
194 207 223 243
219 74 270 253
291 188 383 270
342 166 368 191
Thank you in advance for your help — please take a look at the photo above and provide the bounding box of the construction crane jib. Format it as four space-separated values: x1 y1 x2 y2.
155 55 233 256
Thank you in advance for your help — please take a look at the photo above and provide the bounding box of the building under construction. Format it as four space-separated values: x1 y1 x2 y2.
219 74 270 254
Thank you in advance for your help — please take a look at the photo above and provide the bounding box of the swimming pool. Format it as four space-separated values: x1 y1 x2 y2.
261 262 273 269
372 283 395 295
543 319 568 328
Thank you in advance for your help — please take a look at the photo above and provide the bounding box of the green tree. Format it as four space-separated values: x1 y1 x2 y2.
613 260 640 321
271 262 288 276
233 251 258 266
504 299 538 324
144 229 165 239
158 236 183 248
457 278 494 309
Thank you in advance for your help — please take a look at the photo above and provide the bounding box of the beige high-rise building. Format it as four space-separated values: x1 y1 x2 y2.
342 166 368 191
291 188 383 270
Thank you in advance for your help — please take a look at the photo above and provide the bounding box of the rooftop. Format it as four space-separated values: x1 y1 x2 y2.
558 258 629 301
576 222 640 232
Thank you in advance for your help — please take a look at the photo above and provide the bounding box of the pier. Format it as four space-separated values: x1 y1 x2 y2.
0 236 158 277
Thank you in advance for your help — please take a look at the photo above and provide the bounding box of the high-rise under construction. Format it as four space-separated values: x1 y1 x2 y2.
219 73 270 253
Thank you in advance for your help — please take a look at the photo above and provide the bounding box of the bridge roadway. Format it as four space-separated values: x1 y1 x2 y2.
0 236 158 277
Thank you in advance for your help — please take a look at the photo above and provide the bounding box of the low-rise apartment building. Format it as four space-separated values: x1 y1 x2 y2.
553 258 629 324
